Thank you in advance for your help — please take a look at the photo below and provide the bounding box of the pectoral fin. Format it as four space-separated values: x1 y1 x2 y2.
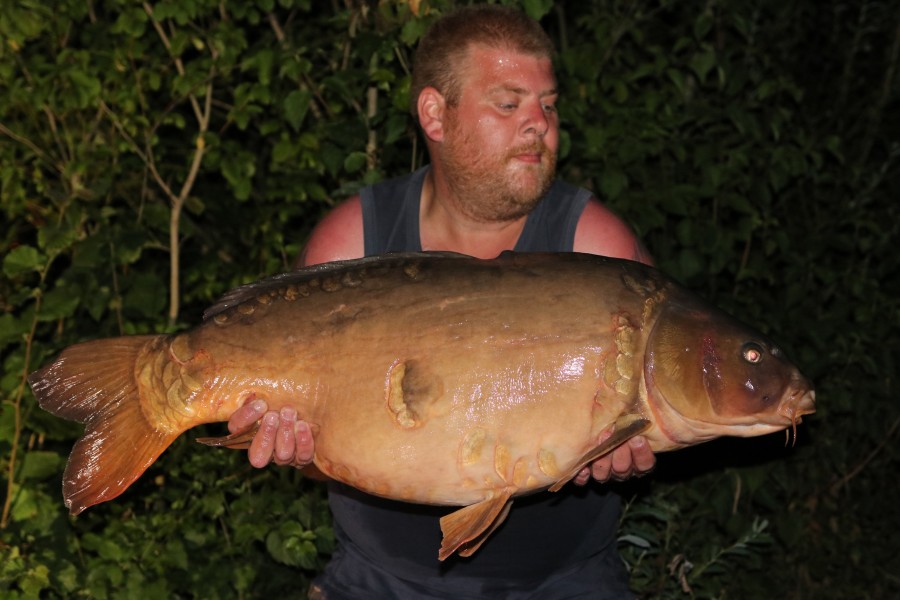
439 489 514 561
196 422 261 450
196 423 330 481
548 415 652 492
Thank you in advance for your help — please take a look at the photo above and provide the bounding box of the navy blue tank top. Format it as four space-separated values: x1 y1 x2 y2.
361 166 592 255
326 166 623 586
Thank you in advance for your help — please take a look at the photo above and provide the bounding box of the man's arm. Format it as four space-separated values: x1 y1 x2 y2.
226 197 364 469
294 197 365 268
573 197 653 266
571 197 657 483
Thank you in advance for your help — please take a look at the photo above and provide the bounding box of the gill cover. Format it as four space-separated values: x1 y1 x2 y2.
645 296 800 423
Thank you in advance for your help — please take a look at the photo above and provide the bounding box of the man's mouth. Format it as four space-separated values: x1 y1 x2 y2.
510 146 546 164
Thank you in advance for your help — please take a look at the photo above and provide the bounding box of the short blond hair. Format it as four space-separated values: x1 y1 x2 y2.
410 5 555 123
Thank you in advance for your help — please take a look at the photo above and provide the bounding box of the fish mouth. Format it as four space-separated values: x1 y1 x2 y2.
778 381 816 445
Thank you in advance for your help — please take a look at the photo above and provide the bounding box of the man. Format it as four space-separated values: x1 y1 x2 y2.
229 5 655 598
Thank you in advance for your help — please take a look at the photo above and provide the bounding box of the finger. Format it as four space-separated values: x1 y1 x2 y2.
587 427 615 482
249 411 278 468
294 420 315 465
628 436 656 474
228 398 268 433
274 407 298 464
590 456 613 483
573 467 591 486
610 444 634 480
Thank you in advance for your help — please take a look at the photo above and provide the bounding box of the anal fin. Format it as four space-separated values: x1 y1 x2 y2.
439 489 514 561
548 415 652 492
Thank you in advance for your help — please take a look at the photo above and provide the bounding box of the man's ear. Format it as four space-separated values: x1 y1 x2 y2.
417 86 446 142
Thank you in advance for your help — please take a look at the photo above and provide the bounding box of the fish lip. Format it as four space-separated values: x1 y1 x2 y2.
778 385 816 426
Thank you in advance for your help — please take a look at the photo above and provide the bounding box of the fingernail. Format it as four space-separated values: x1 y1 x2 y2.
263 412 278 426
630 437 645 448
251 399 267 413
280 406 296 420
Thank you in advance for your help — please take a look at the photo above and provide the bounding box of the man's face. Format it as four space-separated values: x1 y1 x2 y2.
439 45 560 223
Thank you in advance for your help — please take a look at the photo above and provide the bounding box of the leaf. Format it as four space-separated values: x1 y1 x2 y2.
0 313 28 347
123 272 167 318
284 89 312 131
522 0 554 20
82 533 126 561
690 49 716 84
599 168 628 200
165 539 189 570
67 69 102 108
693 14 713 40
37 285 81 321
19 564 50 597
10 485 38 522
271 138 297 164
3 245 45 278
399 16 428 46
221 150 258 201
0 406 17 449
667 68 686 96
20 451 63 480
678 249 705 280
112 6 148 38
618 534 652 549
343 151 368 173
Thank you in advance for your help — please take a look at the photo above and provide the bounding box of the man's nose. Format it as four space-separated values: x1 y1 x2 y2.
521 102 550 137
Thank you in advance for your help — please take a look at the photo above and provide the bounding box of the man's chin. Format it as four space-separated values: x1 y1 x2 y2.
511 159 554 184
507 172 553 204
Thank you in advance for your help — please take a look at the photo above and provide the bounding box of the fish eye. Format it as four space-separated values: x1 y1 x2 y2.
741 342 764 364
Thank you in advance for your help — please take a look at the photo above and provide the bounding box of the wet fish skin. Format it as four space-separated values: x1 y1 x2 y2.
28 252 815 559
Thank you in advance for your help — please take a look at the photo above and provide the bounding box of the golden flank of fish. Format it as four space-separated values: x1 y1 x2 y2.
29 252 815 560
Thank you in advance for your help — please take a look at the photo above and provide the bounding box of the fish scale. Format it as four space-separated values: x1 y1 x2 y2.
28 251 815 560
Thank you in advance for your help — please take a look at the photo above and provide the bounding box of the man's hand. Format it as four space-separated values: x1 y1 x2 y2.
227 400 315 469
573 429 655 485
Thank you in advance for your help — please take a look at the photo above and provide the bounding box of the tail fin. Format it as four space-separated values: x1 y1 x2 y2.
28 336 180 515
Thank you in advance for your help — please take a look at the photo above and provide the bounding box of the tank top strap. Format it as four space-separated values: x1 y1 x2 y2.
361 167 428 256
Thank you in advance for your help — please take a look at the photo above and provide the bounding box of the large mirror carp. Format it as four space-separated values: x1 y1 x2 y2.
29 252 815 560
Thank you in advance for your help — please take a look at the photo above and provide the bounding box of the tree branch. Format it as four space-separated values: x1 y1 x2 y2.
1 264 51 529
828 416 900 496
0 121 64 176
169 81 213 325
143 2 204 125
101 11 217 326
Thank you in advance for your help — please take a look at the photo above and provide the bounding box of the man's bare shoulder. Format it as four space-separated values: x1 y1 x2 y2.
298 196 365 267
573 197 653 265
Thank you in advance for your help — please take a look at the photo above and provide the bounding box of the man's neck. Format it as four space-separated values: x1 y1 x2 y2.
418 168 528 258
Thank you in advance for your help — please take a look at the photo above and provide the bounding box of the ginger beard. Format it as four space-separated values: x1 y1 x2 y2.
439 109 557 223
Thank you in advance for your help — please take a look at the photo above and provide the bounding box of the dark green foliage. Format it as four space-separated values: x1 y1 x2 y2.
2 0 897 597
